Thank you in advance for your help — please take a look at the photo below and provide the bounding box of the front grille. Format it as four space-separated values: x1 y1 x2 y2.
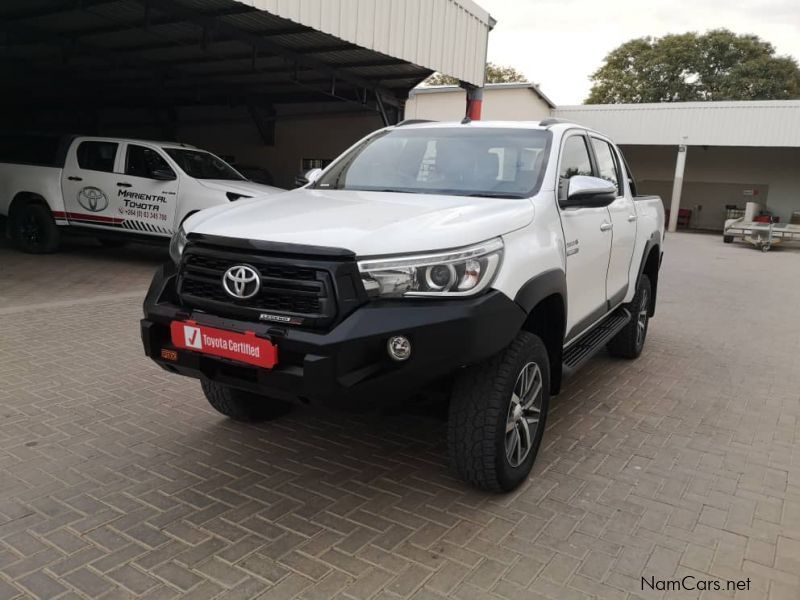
177 241 362 329
181 277 322 314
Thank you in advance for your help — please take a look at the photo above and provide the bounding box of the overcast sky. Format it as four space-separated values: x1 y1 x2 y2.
478 0 800 105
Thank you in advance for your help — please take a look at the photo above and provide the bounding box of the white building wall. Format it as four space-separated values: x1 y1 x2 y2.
240 0 493 86
405 87 553 121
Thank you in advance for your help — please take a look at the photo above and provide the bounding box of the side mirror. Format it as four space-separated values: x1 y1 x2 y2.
295 167 323 188
151 168 177 181
561 175 617 208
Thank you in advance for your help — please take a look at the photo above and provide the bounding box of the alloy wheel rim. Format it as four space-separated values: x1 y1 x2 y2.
20 214 41 245
505 361 543 468
636 288 649 346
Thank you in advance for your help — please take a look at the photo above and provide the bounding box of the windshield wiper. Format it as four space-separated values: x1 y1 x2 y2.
346 187 416 194
464 191 525 199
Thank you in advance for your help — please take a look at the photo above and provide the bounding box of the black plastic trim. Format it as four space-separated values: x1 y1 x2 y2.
635 231 661 316
142 266 527 406
187 232 355 259
514 268 566 316
565 302 609 345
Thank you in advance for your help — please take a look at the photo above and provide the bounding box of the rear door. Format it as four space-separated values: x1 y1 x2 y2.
61 139 122 230
116 143 179 237
557 132 614 340
591 137 636 307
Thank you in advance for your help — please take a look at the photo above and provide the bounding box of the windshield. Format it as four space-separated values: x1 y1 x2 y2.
314 127 551 198
163 148 244 181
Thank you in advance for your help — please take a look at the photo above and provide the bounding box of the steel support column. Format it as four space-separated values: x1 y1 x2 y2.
668 144 688 233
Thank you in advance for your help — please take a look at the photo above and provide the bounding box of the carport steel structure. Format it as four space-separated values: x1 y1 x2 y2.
0 0 494 136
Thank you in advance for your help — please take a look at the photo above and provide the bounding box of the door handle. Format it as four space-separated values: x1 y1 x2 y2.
67 176 82 181
627 214 637 222
117 182 132 188
600 222 613 232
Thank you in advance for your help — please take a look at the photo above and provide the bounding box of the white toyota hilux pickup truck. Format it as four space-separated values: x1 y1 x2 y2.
0 133 282 253
141 120 664 491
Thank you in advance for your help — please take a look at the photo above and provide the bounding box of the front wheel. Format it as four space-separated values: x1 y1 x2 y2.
9 203 60 253
201 380 292 422
607 274 651 359
448 331 550 492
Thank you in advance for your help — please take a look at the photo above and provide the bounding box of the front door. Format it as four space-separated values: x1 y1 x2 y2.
116 143 179 237
591 137 637 307
557 133 613 341
61 139 121 230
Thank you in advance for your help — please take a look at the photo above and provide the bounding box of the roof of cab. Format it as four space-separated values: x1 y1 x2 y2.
390 118 608 138
74 135 197 149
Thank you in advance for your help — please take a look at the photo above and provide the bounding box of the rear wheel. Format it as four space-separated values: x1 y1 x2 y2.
723 235 734 243
448 331 550 492
9 203 60 253
201 380 292 422
607 274 651 359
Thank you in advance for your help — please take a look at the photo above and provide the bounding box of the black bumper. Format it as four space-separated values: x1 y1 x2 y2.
141 263 526 406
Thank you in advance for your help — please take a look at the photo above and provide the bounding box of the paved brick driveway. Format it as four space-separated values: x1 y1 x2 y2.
1 233 799 599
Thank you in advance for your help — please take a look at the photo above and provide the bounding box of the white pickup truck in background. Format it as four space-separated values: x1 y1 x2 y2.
0 133 283 253
142 119 665 492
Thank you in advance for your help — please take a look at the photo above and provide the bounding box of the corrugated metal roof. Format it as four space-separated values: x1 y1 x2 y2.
0 0 492 114
554 101 800 147
240 0 493 86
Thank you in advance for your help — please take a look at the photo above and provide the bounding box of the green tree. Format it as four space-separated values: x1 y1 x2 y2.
424 62 527 86
586 29 800 103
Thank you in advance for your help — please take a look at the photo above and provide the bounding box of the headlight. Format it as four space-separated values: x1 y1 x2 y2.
169 226 188 264
358 238 503 298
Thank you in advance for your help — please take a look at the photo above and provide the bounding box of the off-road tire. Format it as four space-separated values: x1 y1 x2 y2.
447 331 550 492
723 235 734 243
201 380 291 422
9 202 60 253
607 274 652 359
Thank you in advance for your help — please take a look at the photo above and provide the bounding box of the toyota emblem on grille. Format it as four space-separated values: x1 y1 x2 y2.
222 265 261 299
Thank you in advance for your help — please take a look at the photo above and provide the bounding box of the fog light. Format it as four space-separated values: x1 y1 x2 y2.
387 335 411 361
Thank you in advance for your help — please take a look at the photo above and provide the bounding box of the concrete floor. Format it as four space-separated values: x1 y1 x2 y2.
1 232 799 599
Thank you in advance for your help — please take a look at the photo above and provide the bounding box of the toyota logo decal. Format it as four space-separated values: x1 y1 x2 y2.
222 265 261 299
76 186 109 212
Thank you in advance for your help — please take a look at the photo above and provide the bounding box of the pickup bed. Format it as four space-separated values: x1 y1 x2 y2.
0 133 282 253
141 120 665 491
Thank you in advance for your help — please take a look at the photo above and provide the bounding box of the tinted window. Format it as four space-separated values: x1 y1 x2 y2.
76 141 118 172
315 127 551 199
125 145 174 179
591 139 620 195
163 149 243 181
558 135 593 200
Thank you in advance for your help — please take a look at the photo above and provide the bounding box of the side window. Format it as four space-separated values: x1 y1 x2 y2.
76 141 118 173
591 139 621 195
125 145 174 179
558 135 593 201
618 148 638 197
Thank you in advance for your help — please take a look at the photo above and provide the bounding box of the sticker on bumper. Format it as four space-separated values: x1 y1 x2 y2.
170 320 278 369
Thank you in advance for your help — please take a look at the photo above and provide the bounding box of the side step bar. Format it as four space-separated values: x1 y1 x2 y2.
562 308 631 378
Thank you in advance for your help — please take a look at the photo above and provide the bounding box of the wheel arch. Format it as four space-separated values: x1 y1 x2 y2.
636 236 661 317
6 192 52 237
514 269 567 395
8 191 50 216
